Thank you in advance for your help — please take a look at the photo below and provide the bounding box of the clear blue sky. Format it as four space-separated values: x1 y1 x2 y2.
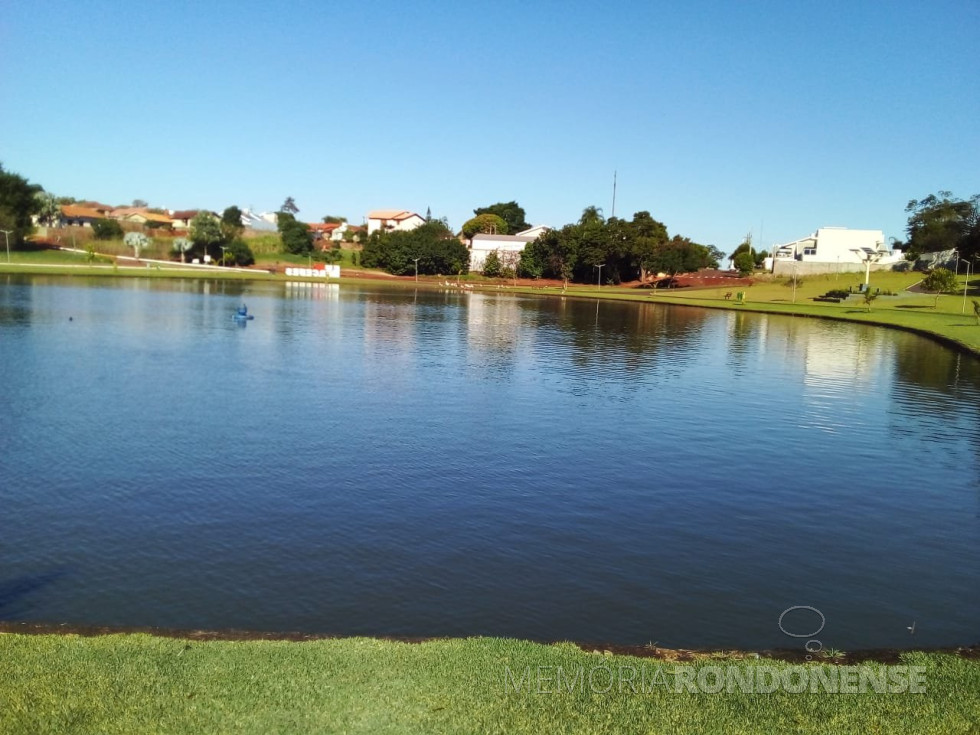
2 0 977 250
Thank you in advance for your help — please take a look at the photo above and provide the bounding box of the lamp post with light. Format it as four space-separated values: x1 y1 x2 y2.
961 258 973 314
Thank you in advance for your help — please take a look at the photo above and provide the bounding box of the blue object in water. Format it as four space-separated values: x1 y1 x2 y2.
233 303 254 321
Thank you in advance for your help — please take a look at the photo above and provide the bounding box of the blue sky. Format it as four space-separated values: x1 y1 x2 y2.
2 0 977 250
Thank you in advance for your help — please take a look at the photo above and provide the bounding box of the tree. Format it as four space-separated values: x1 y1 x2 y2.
733 251 755 276
482 250 502 277
578 205 604 227
473 201 530 234
361 220 468 276
132 199 148 208
189 211 224 260
124 231 150 259
921 267 958 307
904 191 978 260
172 237 192 262
863 290 878 312
34 191 60 226
281 196 299 215
322 215 347 224
221 206 244 242
517 246 543 279
225 238 255 266
277 211 313 255
92 218 123 240
461 213 508 239
0 162 42 245
973 300 980 325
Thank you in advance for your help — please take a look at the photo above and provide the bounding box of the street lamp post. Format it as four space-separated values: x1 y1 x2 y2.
1 230 11 263
595 263 605 289
961 259 973 314
792 262 798 303
220 245 228 266
413 257 420 282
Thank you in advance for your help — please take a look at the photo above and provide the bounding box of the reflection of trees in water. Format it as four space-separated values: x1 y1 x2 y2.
892 337 980 398
724 311 767 375
525 298 711 392
0 277 32 326
888 341 980 481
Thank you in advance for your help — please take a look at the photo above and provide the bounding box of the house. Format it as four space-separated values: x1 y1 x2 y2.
514 225 550 240
770 227 901 275
109 207 174 229
58 204 106 227
170 210 204 228
74 201 114 215
465 226 549 272
469 233 536 273
240 208 279 232
366 210 425 236
309 222 342 241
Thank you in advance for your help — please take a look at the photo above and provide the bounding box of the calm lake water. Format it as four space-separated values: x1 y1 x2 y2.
1 275 978 651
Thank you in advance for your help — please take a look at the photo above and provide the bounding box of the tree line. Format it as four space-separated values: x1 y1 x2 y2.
518 207 724 286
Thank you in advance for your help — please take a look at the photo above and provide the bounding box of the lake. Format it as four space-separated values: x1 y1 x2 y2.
1 275 978 651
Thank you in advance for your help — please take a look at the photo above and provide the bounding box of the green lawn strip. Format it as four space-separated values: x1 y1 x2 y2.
0 634 977 734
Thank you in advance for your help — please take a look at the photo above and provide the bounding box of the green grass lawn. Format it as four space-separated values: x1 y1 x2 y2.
254 248 359 268
1 248 112 265
0 634 977 734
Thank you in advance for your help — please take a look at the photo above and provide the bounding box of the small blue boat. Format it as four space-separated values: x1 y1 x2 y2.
233 303 254 321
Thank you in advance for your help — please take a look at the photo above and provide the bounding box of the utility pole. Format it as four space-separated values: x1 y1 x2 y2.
1 230 11 263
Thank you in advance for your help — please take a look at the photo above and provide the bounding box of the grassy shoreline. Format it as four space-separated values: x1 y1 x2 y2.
1 631 977 734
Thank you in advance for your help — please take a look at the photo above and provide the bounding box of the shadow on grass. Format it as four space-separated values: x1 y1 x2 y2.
895 304 937 309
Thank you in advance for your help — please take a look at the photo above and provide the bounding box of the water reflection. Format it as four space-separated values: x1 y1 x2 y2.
0 276 978 648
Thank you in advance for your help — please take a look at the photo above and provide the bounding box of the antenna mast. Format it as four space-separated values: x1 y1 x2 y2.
611 170 617 218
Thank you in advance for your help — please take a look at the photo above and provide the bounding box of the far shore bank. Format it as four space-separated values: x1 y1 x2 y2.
2 261 978 358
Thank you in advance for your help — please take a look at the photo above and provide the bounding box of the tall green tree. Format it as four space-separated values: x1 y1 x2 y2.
34 191 60 226
221 206 244 242
461 213 508 238
473 201 530 234
189 211 224 260
0 163 42 245
904 191 979 260
277 211 313 255
281 196 299 215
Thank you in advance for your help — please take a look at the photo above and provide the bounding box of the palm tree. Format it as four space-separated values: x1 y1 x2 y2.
579 206 604 227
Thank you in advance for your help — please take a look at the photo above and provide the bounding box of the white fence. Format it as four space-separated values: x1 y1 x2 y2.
284 265 341 278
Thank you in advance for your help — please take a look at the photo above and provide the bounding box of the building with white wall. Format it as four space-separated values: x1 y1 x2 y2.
771 227 902 275
366 210 426 236
468 226 549 273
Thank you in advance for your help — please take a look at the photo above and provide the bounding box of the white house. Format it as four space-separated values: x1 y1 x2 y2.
771 227 902 275
366 209 426 236
468 227 549 273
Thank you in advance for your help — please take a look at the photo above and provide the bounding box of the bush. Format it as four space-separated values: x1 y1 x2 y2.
733 251 755 276
825 289 850 299
482 250 502 277
225 239 255 266
92 219 123 240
